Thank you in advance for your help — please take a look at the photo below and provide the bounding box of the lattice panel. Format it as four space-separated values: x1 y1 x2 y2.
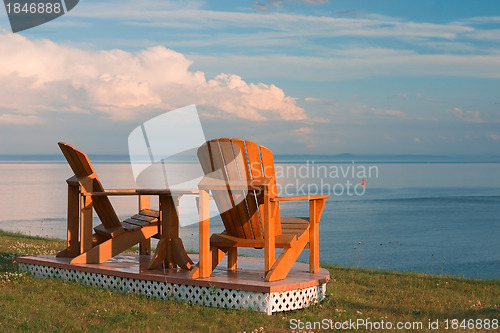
270 284 327 313
18 263 326 315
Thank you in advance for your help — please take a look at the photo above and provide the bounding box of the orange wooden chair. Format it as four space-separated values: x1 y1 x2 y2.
56 142 159 264
190 138 329 282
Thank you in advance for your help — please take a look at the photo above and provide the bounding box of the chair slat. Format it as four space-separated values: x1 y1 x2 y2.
245 140 263 179
121 221 142 231
208 140 241 237
76 147 122 229
77 149 122 229
139 209 160 218
219 138 254 239
58 142 122 229
129 214 158 223
59 142 87 178
244 140 267 238
232 139 263 240
211 139 246 238
199 139 285 240
198 141 239 237
260 145 282 235
74 148 95 175
124 216 158 227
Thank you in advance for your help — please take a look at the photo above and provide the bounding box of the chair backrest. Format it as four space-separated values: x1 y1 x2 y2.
197 138 281 239
58 142 122 229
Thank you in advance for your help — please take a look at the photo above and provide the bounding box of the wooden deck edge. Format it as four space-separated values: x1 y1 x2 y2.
16 255 329 294
17 254 329 315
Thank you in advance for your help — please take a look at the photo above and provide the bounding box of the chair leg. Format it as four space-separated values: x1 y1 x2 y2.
227 248 237 271
265 231 309 282
138 195 152 256
139 238 151 255
79 194 93 254
264 192 275 274
188 246 225 279
212 247 226 270
309 198 325 273
309 222 319 273
57 183 80 258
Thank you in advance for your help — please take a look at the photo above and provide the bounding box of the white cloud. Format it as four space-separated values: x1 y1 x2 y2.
455 16 500 25
464 110 485 123
466 29 500 42
369 107 406 118
449 107 485 123
55 3 500 82
0 33 305 122
488 133 500 140
266 0 329 7
452 107 464 117
294 126 314 135
417 93 445 103
348 105 406 118
72 3 473 41
292 126 316 148
384 134 395 141
191 51 500 82
90 73 162 108
304 96 338 105
0 113 42 125
253 2 269 11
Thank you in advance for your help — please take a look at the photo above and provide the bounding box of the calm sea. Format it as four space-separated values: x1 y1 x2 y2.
0 156 498 279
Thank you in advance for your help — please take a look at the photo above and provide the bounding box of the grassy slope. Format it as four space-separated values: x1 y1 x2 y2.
0 230 498 333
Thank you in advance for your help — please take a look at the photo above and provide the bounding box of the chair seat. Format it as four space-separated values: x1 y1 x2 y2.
281 217 309 234
210 217 309 249
95 209 159 236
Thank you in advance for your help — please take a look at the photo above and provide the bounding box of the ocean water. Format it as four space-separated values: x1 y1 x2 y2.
0 159 498 279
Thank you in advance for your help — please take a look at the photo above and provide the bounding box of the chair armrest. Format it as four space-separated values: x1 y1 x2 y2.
82 189 140 196
66 174 96 186
270 194 329 202
83 189 200 197
198 176 273 191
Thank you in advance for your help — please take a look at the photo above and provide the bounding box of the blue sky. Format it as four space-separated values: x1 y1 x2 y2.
0 0 499 155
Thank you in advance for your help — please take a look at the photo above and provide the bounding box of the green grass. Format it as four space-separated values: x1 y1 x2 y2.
0 230 498 332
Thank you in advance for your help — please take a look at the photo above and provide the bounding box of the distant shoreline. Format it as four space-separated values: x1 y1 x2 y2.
1 154 500 164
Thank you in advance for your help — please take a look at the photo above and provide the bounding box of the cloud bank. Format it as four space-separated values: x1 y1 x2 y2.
0 32 305 124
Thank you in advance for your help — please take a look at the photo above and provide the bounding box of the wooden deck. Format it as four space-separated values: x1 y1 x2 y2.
17 254 329 314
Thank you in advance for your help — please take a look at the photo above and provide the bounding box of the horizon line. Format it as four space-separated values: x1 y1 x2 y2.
0 153 499 164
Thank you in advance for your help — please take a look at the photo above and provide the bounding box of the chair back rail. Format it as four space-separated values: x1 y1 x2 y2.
58 142 122 229
197 138 282 240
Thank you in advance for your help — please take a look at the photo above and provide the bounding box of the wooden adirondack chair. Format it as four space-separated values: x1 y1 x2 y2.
56 142 160 264
190 138 329 282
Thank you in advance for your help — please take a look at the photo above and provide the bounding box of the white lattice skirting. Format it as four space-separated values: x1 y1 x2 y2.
18 263 326 315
